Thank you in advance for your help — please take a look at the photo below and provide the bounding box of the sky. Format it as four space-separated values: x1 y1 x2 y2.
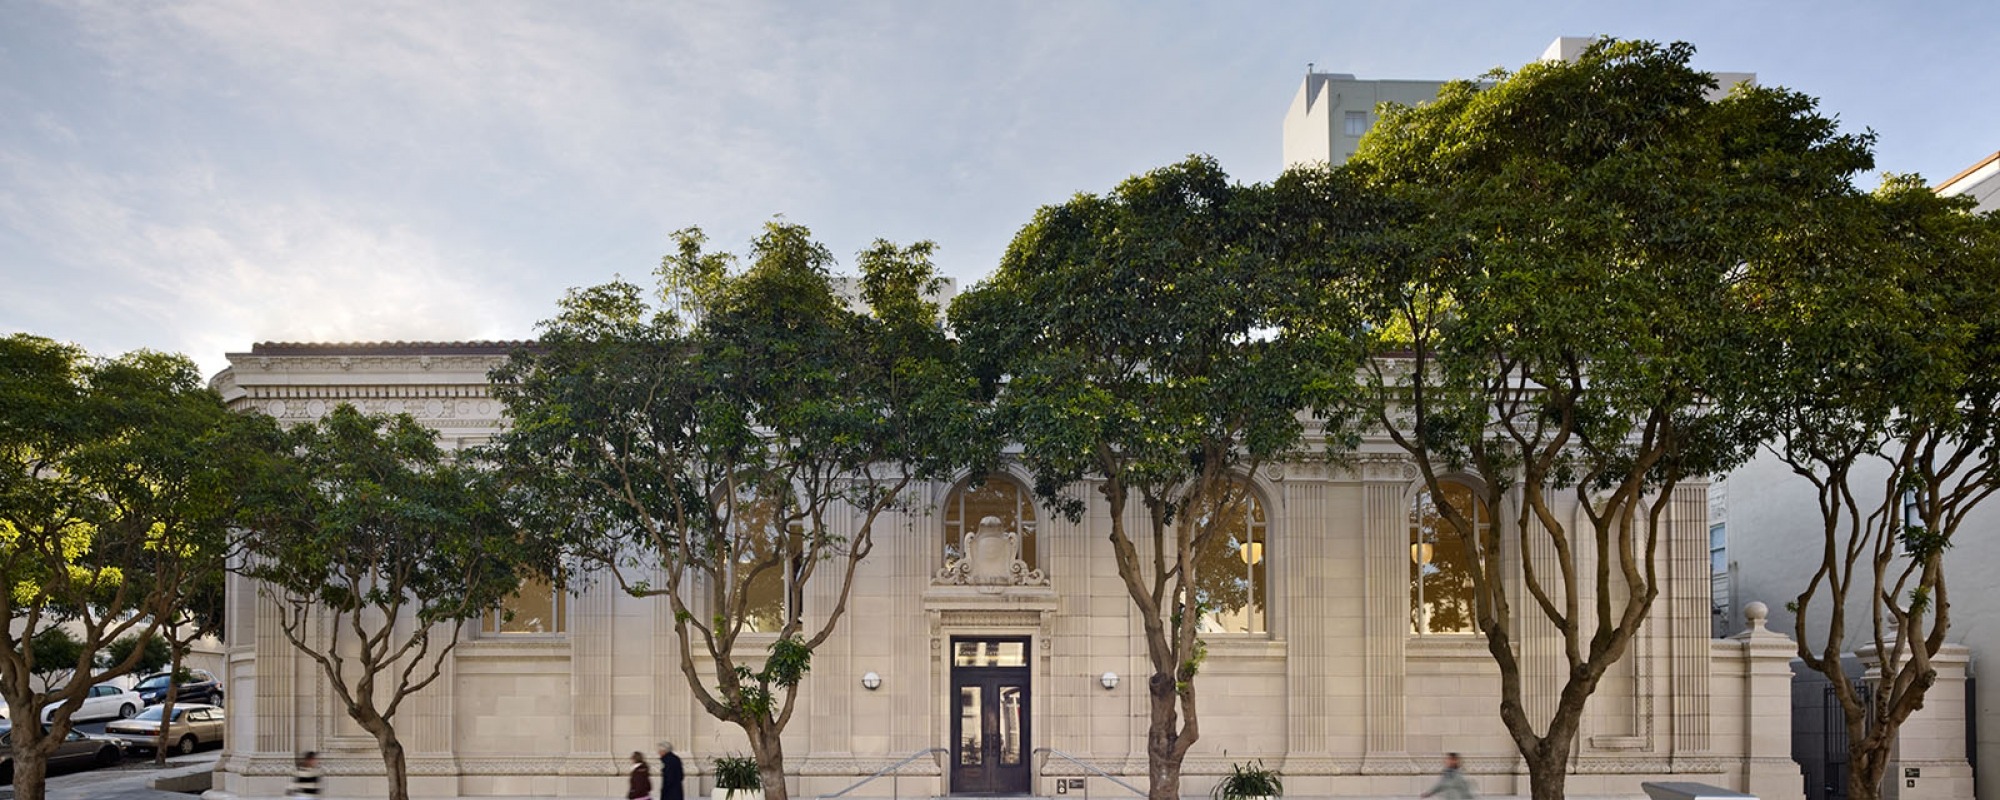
3 1 1996 377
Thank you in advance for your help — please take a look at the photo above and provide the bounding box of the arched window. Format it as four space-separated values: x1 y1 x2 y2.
1185 480 1269 634
943 476 1039 571
1409 482 1486 634
718 477 794 634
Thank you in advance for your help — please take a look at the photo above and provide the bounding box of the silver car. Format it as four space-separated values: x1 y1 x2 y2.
101 703 226 755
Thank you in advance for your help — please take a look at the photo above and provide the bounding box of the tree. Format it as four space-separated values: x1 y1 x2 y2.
27 629 83 693
236 404 531 800
103 634 171 677
1331 39 1874 800
0 334 257 800
951 156 1370 800
147 567 226 763
490 222 984 800
1728 178 2000 800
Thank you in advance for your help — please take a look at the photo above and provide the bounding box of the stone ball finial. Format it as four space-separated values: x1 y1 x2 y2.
1744 601 1769 631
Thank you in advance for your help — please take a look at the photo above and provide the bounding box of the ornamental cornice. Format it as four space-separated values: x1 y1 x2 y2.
1349 453 1419 483
234 354 510 376
248 395 506 427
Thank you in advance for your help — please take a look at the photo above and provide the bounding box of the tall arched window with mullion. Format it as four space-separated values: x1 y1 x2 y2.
1185 480 1269 635
718 474 796 634
942 476 1038 572
1409 482 1485 635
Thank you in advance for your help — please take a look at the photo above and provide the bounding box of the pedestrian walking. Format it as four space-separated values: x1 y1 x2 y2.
658 741 685 800
287 751 321 798
1420 752 1475 799
630 751 653 800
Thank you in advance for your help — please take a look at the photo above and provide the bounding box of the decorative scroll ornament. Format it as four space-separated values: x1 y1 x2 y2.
933 516 1047 586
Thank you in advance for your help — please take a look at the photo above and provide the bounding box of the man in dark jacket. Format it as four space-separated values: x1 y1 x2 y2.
658 741 686 800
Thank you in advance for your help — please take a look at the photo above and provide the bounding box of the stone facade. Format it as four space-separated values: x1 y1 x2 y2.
198 342 1809 800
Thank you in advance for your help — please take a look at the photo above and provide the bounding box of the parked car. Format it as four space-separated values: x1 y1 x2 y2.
131 669 223 706
38 684 143 724
102 703 225 755
0 726 125 783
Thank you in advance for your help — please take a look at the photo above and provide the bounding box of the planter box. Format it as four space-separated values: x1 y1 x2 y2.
713 788 765 800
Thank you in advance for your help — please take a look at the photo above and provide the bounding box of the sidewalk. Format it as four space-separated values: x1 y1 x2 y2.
0 751 217 800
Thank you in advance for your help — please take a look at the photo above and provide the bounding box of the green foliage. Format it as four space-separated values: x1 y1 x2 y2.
954 156 1368 790
1211 760 1283 800
491 221 989 793
238 404 528 629
0 333 258 797
711 755 762 790
1317 37 1880 799
235 403 533 800
104 634 171 675
28 628 82 678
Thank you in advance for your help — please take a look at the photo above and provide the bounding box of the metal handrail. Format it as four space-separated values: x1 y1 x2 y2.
1033 747 1145 797
812 747 948 800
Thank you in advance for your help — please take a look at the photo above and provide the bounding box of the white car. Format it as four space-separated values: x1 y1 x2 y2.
38 685 144 724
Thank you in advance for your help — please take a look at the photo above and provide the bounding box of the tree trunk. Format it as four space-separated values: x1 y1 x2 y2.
368 725 412 800
1522 738 1572 800
1847 741 1891 800
10 744 50 800
1145 677 1184 800
752 724 788 800
155 650 184 764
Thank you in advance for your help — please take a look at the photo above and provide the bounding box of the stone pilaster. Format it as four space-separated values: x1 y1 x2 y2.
1360 457 1412 762
567 578 615 770
1283 473 1332 754
1669 484 1711 757
253 579 297 756
1520 495 1562 732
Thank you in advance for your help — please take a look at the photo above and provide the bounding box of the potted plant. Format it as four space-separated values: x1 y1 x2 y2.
711 755 764 800
1212 760 1283 800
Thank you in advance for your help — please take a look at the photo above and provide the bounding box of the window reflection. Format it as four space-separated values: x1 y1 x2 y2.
943 477 1038 571
1409 483 1485 634
483 574 566 635
1184 480 1268 634
721 477 792 633
953 640 1027 667
958 686 983 766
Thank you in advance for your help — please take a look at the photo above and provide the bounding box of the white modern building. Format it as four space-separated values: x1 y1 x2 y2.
1282 37 1753 171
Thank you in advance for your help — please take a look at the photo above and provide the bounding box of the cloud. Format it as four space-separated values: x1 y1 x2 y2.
0 147 530 375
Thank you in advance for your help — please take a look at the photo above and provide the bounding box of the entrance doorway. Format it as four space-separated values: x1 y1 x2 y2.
950 638 1031 795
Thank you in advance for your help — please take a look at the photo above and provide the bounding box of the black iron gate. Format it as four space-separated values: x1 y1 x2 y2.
1792 658 1870 800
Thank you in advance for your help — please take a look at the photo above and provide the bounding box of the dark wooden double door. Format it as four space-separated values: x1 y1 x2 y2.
950 638 1031 795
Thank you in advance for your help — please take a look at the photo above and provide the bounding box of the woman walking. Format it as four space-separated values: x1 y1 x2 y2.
629 751 653 800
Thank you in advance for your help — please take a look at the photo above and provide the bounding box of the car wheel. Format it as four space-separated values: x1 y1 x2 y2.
96 745 121 767
118 703 136 719
1 761 12 783
176 734 198 755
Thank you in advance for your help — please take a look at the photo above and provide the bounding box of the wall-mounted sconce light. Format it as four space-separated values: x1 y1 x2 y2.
1100 672 1119 690
861 671 882 691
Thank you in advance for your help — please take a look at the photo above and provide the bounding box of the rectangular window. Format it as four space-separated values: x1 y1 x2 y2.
1709 523 1727 576
483 575 566 635
1344 110 1369 137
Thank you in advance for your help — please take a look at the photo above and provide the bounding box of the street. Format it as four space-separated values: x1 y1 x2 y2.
2 720 220 800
